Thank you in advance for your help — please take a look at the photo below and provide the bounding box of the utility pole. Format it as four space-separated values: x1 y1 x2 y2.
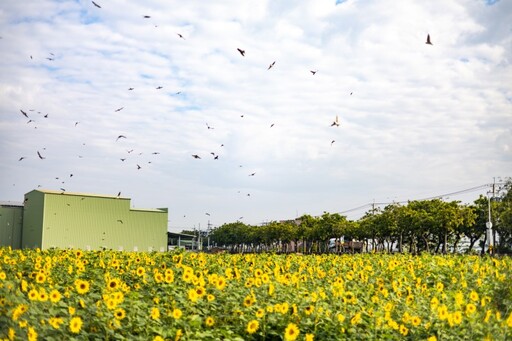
486 180 494 255
207 220 212 250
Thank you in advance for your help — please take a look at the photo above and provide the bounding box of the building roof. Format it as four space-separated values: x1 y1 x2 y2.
26 189 167 213
29 189 129 200
167 232 196 239
0 201 24 207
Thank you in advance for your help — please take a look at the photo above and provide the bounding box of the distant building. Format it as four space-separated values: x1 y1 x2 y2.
0 201 24 249
1 189 168 251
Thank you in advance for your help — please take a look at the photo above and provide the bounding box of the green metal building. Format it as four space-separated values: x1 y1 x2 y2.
0 201 24 249
20 189 168 251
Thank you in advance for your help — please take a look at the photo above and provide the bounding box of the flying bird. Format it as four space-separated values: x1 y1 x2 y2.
310 70 317 75
205 213 210 216
214 155 219 160
75 122 79 127
43 114 48 118
92 1 101 8
206 123 214 130
331 140 335 146
177 33 185 39
426 34 433 45
20 109 29 118
18 157 26 161
143 15 151 18
115 107 124 112
27 120 34 124
46 58 54 61
117 219 123 224
117 192 121 197
249 172 256 176
120 158 126 161
37 151 45 159
192 154 201 159
268 61 276 70
237 48 245 56
331 115 340 127
270 123 275 128
128 87 134 90
116 135 126 141
136 164 141 170
156 86 163 89
151 152 160 155
127 149 134 153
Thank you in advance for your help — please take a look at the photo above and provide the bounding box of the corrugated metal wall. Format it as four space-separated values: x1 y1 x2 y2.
0 205 23 249
22 191 45 248
40 191 167 251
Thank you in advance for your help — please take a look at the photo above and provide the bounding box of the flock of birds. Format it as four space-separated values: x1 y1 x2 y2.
13 1 435 221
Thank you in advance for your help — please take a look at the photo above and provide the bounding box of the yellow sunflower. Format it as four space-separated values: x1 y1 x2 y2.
150 307 160 320
247 319 259 334
27 326 37 341
114 308 126 320
69 316 83 334
172 308 183 319
49 289 61 303
284 323 300 341
74 279 90 294
205 316 215 327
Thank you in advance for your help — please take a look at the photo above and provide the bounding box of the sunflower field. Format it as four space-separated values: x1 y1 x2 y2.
1 248 511 341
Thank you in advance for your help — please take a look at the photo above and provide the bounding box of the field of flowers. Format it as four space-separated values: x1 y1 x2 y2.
1 248 511 341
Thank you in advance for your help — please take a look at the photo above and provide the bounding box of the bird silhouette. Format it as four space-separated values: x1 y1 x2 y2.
206 123 214 130
237 48 245 56
120 158 126 161
249 172 256 176
75 122 79 127
205 213 210 216
270 123 275 128
177 33 185 39
268 61 276 70
20 109 29 118
18 157 26 161
143 15 151 18
115 107 124 112
37 151 45 159
331 115 340 127
117 192 121 197
310 70 317 75
128 87 134 90
214 155 219 160
331 140 335 146
116 135 126 141
192 154 201 159
156 86 163 89
426 34 433 45
117 219 123 224
136 164 141 170
43 114 48 118
152 152 160 155
92 1 101 8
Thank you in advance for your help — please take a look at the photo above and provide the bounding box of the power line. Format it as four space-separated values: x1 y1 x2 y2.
338 183 504 216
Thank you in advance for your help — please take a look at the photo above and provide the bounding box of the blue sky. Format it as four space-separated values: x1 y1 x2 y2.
0 0 511 232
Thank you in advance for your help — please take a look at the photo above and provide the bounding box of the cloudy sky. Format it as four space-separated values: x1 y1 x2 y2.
1 0 511 231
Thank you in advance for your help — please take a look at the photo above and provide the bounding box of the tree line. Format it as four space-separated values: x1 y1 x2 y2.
188 179 512 255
